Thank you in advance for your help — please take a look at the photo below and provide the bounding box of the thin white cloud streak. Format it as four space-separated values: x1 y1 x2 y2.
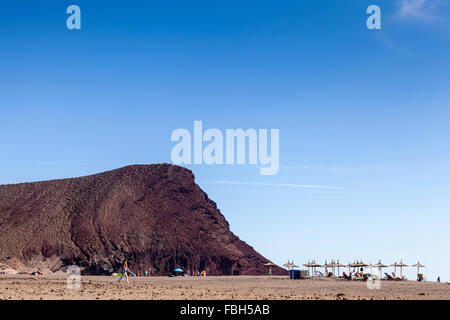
396 0 446 22
283 165 366 172
202 181 335 189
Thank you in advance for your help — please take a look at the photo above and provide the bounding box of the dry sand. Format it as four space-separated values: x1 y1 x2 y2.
0 275 449 300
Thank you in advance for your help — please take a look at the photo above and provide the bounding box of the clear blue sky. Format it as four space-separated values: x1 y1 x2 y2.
1 1 450 282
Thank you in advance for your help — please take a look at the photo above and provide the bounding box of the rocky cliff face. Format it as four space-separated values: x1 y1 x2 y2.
0 164 285 275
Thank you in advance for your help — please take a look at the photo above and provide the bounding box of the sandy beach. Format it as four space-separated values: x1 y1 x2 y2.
1 275 449 300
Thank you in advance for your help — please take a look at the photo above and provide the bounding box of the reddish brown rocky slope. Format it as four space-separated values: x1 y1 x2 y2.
0 164 286 275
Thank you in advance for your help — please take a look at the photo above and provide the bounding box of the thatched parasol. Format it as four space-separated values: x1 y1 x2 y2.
345 262 353 274
356 260 369 268
321 260 330 275
367 262 374 275
309 260 322 277
411 261 425 280
350 260 368 271
390 261 399 277
303 261 313 277
330 260 339 276
397 260 408 277
372 260 388 278
391 260 408 277
264 262 277 277
283 260 298 270
334 260 346 277
264 262 277 267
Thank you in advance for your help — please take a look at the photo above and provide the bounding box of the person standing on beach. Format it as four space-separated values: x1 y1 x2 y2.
118 259 130 284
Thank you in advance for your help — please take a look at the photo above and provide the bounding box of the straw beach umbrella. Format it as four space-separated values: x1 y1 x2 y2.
303 261 313 278
372 260 388 278
396 260 408 277
391 260 408 277
357 260 369 268
346 262 353 274
283 261 294 270
412 262 425 280
327 260 341 277
334 260 346 278
351 260 367 271
283 261 298 279
390 261 399 277
309 260 322 277
283 261 298 271
322 260 333 276
368 262 375 275
329 260 338 277
348 261 359 271
264 262 277 277
352 260 368 277
264 262 276 267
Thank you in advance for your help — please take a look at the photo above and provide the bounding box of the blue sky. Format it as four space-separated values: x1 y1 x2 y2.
1 0 450 282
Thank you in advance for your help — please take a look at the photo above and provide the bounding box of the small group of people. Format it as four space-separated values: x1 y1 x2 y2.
189 270 206 277
343 271 368 281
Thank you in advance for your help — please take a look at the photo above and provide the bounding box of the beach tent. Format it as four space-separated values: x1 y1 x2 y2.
411 262 425 280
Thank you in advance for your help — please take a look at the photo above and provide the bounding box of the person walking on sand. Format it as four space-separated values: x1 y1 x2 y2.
118 259 130 284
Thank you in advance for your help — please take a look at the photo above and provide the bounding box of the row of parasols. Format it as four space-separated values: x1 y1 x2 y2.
267 259 426 278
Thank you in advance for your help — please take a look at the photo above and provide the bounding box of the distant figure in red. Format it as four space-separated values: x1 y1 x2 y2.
118 259 129 284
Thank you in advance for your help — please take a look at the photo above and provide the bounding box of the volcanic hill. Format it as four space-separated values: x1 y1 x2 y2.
0 164 285 275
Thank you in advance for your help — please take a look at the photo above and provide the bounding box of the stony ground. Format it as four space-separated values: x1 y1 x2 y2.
1 275 449 300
